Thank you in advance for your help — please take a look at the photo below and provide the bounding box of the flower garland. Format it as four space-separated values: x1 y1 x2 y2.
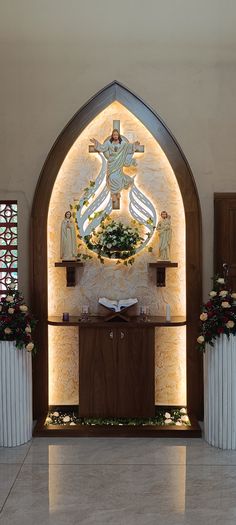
70 187 155 265
0 283 37 352
45 407 190 427
197 275 236 351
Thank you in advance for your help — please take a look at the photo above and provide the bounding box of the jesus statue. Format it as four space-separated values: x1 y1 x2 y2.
90 129 140 208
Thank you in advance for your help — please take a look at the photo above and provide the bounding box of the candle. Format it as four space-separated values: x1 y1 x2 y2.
139 306 148 322
166 304 171 322
81 305 89 321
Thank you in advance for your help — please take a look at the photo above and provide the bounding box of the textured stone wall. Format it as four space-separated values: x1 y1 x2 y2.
48 101 186 406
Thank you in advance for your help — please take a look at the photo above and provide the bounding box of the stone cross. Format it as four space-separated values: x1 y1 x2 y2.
89 120 144 209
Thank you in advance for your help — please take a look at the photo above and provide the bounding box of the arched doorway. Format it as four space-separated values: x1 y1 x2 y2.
31 81 202 420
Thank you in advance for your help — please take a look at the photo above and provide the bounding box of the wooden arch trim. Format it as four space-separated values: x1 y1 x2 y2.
31 80 202 419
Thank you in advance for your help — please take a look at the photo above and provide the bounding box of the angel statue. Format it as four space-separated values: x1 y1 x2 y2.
156 211 172 260
90 128 140 209
60 211 77 260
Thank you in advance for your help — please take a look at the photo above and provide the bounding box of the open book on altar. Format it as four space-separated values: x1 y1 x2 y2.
99 297 138 312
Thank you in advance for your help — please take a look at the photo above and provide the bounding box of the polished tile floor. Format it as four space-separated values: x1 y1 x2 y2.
1 437 236 524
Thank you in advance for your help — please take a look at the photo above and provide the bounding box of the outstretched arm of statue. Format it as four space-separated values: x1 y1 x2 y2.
90 138 109 153
127 140 141 153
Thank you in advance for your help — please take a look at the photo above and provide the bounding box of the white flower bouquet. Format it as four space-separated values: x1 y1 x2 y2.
84 217 144 263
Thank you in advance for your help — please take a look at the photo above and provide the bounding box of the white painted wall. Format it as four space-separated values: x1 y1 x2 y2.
1 0 236 297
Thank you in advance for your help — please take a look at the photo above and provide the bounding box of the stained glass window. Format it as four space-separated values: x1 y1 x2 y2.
0 201 18 295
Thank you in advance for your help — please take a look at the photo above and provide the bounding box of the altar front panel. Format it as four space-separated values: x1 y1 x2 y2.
49 325 186 406
79 325 155 418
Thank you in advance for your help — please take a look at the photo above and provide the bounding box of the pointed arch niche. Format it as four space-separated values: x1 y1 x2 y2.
31 82 202 422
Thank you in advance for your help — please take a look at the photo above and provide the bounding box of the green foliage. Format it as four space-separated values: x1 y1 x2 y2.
0 283 37 354
46 407 190 427
81 254 92 260
88 211 104 222
83 219 144 264
70 198 153 266
197 274 236 351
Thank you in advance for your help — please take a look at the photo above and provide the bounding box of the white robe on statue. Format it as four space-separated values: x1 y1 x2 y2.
94 139 136 194
60 219 77 260
156 217 172 260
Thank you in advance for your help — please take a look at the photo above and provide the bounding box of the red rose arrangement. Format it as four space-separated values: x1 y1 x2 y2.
0 283 37 352
197 276 236 351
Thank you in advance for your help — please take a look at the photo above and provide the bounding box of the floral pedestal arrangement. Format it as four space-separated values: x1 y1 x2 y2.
0 341 32 447
198 274 236 449
204 335 236 449
0 284 36 447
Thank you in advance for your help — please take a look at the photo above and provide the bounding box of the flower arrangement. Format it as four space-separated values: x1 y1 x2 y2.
0 283 37 352
197 275 236 351
84 217 144 264
45 407 190 427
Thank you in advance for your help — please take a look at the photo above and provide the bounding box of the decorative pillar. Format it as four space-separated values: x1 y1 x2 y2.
204 334 236 449
0 341 32 447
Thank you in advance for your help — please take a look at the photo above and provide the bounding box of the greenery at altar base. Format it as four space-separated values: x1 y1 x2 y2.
0 283 37 353
197 275 236 352
45 407 191 427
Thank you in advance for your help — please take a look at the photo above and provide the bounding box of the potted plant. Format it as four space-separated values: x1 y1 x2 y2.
0 283 37 447
198 274 236 449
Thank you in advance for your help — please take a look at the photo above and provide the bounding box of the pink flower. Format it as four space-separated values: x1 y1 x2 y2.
25 342 34 352
20 305 28 313
197 335 205 344
8 307 15 314
209 291 217 297
5 295 14 303
226 320 235 329
219 290 228 297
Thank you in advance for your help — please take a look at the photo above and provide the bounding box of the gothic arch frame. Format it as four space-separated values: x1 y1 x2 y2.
31 81 203 419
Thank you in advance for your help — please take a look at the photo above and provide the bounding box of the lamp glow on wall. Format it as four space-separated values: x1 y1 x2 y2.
47 101 186 407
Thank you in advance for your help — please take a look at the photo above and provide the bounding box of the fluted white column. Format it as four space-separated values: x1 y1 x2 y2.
0 341 32 447
204 334 236 449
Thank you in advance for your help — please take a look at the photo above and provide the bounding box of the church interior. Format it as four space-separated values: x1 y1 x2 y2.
1 1 236 524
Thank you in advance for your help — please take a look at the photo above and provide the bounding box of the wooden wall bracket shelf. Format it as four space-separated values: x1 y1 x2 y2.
149 262 178 287
54 261 84 287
